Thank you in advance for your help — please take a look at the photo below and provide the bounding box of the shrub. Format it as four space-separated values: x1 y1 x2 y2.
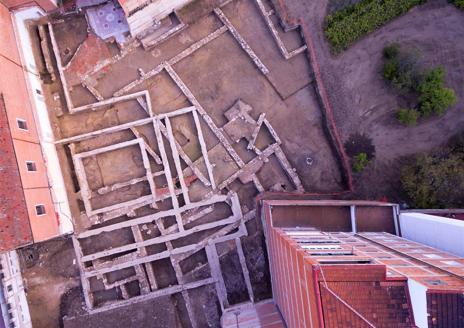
383 46 421 91
419 87 457 116
383 60 399 81
325 0 426 53
397 108 419 126
401 151 464 208
417 68 458 115
383 43 400 59
417 67 445 92
383 50 458 122
352 152 369 172
452 0 464 9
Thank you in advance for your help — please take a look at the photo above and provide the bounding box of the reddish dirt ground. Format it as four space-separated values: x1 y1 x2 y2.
282 0 464 201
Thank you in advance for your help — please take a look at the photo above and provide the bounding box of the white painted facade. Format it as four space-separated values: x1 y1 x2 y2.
400 212 464 257
0 251 32 328
12 8 74 235
407 279 428 328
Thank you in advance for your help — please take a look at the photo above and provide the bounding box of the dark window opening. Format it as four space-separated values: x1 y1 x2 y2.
26 161 37 172
35 205 46 216
319 259 372 265
426 280 446 286
298 240 341 244
17 119 28 130
310 252 354 256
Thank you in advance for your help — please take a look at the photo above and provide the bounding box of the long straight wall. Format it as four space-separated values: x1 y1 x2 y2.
262 203 322 328
0 2 59 243
400 212 464 257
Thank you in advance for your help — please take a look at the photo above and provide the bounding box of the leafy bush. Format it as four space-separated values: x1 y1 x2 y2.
325 0 425 53
419 87 457 115
353 152 369 172
451 0 464 9
417 68 458 115
382 46 422 91
397 108 419 126
383 42 400 59
401 150 464 208
382 46 458 123
383 60 399 81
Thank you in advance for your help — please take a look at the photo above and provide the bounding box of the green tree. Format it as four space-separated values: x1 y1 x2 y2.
383 60 399 81
417 67 445 92
416 67 457 115
383 47 421 91
397 108 419 126
419 87 457 115
383 43 400 59
401 152 464 208
452 0 464 9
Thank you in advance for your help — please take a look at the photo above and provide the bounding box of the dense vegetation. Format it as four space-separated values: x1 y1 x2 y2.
397 108 420 126
451 0 464 9
401 132 464 208
325 0 426 53
382 43 457 125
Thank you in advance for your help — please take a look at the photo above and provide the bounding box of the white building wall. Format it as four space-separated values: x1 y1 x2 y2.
407 279 428 328
400 212 464 257
0 251 32 328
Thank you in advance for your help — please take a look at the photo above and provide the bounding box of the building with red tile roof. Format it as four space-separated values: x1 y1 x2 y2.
0 0 64 251
256 198 464 328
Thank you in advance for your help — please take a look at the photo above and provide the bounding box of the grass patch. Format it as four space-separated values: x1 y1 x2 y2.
325 0 426 53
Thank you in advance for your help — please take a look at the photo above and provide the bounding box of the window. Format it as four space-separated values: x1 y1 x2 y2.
309 252 354 256
441 260 461 266
301 244 342 250
319 259 372 265
26 161 37 172
35 205 46 216
16 118 28 130
298 240 341 244
426 279 446 286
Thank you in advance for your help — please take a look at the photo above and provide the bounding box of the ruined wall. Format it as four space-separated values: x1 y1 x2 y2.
119 0 194 18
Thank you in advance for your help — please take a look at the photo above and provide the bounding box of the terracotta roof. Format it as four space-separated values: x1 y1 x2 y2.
320 281 414 328
427 292 464 328
0 95 33 251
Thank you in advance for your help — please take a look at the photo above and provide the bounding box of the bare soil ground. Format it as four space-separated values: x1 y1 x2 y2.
18 237 81 328
26 0 347 326
283 0 464 201
26 0 464 326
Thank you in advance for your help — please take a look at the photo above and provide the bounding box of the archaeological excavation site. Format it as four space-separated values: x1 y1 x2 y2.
18 0 349 326
1 0 464 326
